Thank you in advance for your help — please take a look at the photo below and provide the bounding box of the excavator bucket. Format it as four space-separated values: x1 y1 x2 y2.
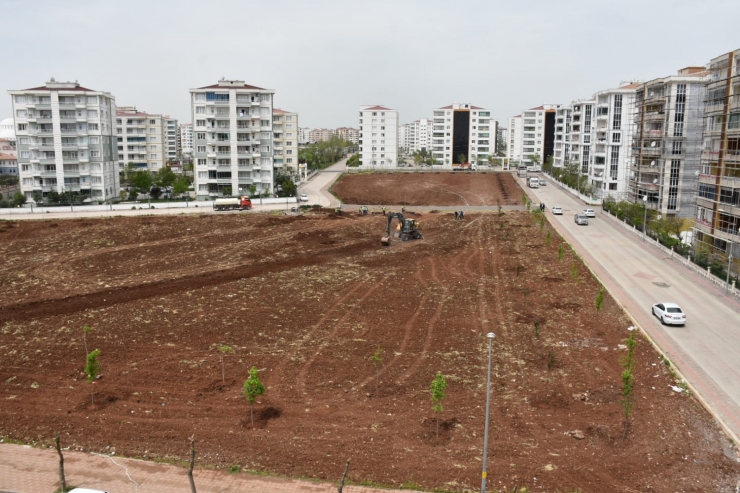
380 235 391 246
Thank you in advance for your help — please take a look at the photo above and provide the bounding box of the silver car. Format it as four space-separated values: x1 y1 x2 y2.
574 214 589 226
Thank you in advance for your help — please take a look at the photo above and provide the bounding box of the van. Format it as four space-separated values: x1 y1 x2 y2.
528 177 539 188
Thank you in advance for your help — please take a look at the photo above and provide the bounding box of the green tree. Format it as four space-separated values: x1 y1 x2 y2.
620 332 637 439
529 154 541 169
248 184 257 197
12 191 26 207
219 345 232 382
242 366 266 426
173 176 190 196
84 349 101 407
130 170 153 192
457 153 467 165
156 166 177 188
222 186 232 197
149 186 163 199
32 192 43 204
369 347 383 388
430 372 448 438
346 153 361 167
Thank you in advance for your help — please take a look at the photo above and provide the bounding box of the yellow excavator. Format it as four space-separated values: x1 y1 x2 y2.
381 212 423 246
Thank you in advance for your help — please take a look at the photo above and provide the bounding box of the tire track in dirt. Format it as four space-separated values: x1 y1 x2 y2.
294 283 380 394
358 259 433 389
272 280 369 391
0 241 377 324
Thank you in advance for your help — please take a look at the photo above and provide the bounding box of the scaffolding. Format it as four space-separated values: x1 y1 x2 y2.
629 68 708 219
693 49 740 280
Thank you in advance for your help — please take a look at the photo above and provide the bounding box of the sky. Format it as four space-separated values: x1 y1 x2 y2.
1 0 739 129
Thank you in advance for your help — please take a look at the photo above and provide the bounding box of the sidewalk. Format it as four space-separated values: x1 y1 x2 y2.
0 443 409 493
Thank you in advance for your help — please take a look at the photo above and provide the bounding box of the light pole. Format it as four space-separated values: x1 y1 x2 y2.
642 195 648 242
481 331 495 493
726 242 734 294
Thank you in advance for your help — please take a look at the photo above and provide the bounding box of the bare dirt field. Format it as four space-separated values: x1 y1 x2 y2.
331 172 521 206
0 211 738 493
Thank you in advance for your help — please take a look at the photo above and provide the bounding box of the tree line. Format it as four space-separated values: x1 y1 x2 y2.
298 136 355 170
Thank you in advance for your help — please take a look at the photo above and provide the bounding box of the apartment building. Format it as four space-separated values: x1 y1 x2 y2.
116 106 167 172
0 117 15 146
398 124 409 153
694 49 740 262
507 104 559 168
190 79 275 200
308 128 333 143
8 79 119 202
272 108 299 176
0 153 17 176
432 103 497 167
298 127 311 144
507 115 523 166
358 105 398 167
400 119 434 155
165 118 178 161
630 67 707 218
180 123 193 155
334 127 359 145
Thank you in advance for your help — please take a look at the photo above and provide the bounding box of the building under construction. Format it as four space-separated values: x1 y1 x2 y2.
693 48 740 274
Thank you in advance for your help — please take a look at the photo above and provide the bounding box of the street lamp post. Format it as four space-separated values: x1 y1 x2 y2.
481 332 495 493
726 242 734 294
642 195 648 242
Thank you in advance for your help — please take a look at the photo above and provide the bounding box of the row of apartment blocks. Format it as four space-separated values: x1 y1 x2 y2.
508 47 740 268
8 78 300 202
298 127 359 145
361 103 499 168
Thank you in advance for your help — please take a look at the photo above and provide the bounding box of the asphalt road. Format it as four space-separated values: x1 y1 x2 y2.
297 156 347 207
524 174 740 442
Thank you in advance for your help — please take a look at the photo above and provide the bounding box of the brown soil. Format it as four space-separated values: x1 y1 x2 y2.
0 211 738 492
331 172 521 206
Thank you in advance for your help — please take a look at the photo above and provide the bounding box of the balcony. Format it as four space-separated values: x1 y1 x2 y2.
637 182 660 191
251 100 261 106
720 175 740 188
643 112 666 123
639 147 662 157
698 173 718 185
79 156 89 163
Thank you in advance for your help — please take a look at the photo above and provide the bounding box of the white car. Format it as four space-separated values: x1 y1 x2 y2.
538 178 547 186
552 206 563 215
299 193 308 202
652 302 686 326
583 208 596 218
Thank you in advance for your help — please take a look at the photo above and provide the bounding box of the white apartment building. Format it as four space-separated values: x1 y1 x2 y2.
400 119 434 154
398 125 408 153
591 83 638 198
180 123 193 155
431 103 497 167
298 127 310 144
507 104 560 168
631 67 707 217
272 108 299 176
190 78 275 200
116 106 167 172
358 105 398 168
9 79 119 202
308 128 333 143
165 118 178 161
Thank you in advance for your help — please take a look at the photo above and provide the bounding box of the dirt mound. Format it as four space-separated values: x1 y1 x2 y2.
332 172 521 206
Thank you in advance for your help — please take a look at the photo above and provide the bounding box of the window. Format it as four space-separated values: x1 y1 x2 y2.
196 132 205 139
672 141 683 155
150 154 157 159
609 146 619 180
612 133 621 143
88 110 98 118
18 124 27 131
91 150 100 157
612 95 622 130
673 84 686 137
197 146 206 152
667 160 680 210
15 95 26 103
90 136 99 144
197 158 206 165
150 119 156 124
150 145 157 150
86 96 97 104
196 120 205 127
89 123 99 130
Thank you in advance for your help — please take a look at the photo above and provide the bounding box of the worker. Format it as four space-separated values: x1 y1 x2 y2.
358 206 362 214
371 207 375 215
454 211 459 220
402 205 406 213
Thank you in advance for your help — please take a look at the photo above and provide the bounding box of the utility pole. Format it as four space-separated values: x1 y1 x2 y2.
726 242 734 294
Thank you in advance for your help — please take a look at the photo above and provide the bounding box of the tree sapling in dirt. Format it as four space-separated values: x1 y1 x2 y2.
620 332 637 439
430 372 448 438
558 245 564 261
219 345 232 383
82 325 92 356
242 366 266 427
84 349 101 408
546 230 552 245
571 262 578 282
369 347 383 388
533 320 541 339
595 288 605 318
187 436 197 493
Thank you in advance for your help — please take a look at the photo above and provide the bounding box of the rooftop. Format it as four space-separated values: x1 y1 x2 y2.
196 78 267 90
0 153 17 160
362 105 393 111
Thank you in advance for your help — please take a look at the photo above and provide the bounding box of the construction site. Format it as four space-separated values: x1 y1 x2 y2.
1 202 738 492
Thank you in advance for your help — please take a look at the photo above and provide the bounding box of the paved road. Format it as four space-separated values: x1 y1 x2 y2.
523 174 740 442
297 157 347 207
0 443 406 493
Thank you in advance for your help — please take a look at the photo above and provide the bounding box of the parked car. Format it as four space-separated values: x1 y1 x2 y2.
651 302 686 326
299 193 308 202
583 208 596 218
538 178 547 186
552 206 563 215
575 214 589 225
